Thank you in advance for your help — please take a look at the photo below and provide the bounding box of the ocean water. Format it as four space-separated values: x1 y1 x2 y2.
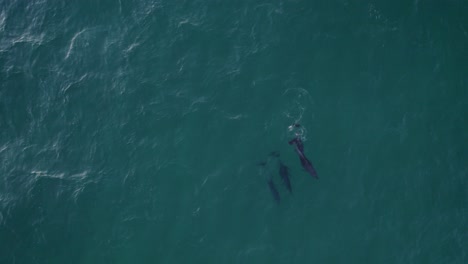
1 0 467 263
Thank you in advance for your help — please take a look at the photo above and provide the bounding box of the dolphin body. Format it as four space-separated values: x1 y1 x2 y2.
258 160 281 204
278 160 292 193
269 152 292 193
289 137 318 179
267 178 280 204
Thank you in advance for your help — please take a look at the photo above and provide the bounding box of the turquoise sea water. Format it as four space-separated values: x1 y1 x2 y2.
1 1 467 263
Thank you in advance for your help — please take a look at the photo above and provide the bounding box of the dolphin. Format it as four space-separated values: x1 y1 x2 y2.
258 160 281 204
278 160 292 193
267 151 292 193
267 178 280 204
289 137 318 179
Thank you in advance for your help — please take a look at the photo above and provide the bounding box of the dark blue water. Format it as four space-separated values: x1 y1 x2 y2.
1 1 467 263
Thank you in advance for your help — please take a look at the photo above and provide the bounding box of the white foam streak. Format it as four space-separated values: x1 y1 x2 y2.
65 29 86 60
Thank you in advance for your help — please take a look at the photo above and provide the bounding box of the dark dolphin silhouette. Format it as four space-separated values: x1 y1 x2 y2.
258 160 281 204
278 160 292 193
289 137 318 179
267 178 280 204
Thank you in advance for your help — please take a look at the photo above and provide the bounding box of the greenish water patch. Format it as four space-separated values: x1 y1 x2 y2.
1 1 467 263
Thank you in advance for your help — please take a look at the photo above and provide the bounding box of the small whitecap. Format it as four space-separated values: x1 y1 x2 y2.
227 114 244 120
31 170 65 180
70 171 89 181
0 11 6 32
123 42 140 54
65 29 87 60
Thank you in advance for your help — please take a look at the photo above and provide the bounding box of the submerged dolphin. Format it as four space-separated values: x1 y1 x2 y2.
278 160 292 193
289 137 318 179
268 151 292 193
267 178 280 204
258 160 281 204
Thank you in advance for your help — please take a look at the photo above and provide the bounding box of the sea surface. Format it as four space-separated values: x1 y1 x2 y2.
1 1 467 263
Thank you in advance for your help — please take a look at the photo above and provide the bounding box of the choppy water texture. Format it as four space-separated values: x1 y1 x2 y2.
1 1 467 263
